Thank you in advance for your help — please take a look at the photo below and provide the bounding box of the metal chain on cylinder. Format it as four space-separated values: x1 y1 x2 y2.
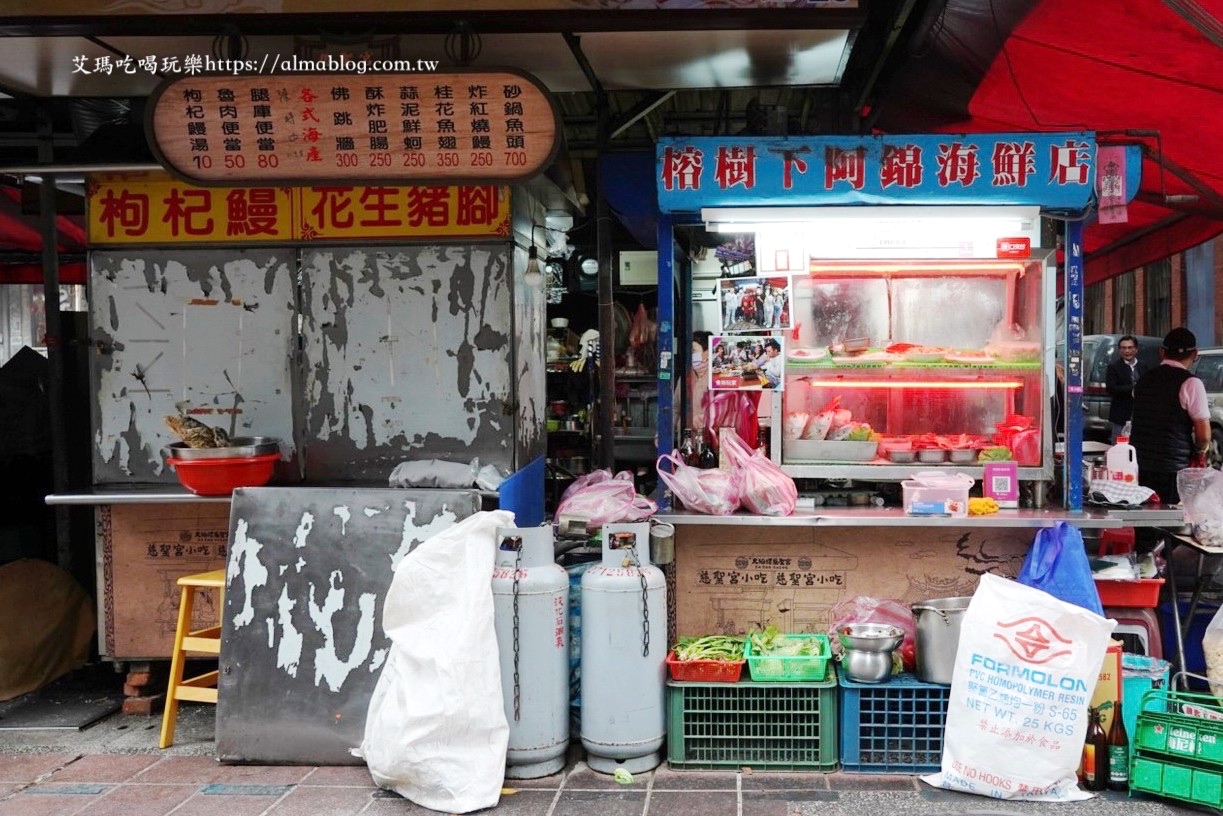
627 543 650 657
511 541 522 721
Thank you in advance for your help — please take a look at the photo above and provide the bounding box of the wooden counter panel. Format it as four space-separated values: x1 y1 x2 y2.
673 524 1032 637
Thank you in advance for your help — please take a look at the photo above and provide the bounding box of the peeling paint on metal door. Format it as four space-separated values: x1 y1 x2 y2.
89 250 296 483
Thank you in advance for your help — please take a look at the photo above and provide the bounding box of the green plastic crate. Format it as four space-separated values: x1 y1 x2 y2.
666 675 838 771
744 633 831 682
1134 688 1223 767
1131 755 1223 808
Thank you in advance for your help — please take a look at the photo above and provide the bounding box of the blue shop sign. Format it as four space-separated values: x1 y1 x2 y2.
657 133 1124 214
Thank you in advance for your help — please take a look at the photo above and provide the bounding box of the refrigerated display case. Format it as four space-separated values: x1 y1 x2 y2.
772 252 1055 481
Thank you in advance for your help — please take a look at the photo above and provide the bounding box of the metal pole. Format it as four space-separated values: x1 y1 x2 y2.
596 95 615 469
36 111 72 571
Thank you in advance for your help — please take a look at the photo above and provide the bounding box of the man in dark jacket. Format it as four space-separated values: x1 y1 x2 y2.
1129 327 1211 504
1104 335 1146 441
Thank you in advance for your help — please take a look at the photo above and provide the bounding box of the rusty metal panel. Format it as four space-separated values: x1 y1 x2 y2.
89 250 297 484
299 245 540 481
215 486 481 765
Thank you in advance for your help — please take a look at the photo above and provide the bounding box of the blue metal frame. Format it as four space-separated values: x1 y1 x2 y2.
1063 220 1086 511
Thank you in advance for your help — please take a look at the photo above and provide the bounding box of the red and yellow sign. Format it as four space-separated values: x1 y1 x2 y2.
147 70 559 186
86 172 510 245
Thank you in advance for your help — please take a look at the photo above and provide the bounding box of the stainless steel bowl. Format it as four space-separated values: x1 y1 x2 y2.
917 448 947 463
842 648 894 683
948 448 977 463
165 436 281 460
837 623 904 653
887 449 917 463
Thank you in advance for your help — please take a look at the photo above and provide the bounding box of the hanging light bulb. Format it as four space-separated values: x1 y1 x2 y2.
524 245 543 286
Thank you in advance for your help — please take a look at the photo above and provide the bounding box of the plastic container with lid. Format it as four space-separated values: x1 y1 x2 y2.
1106 437 1139 483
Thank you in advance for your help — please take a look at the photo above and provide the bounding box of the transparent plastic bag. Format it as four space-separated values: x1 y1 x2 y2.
829 596 916 670
655 452 742 516
720 430 797 516
559 468 635 503
555 477 657 530
1178 468 1223 548
1204 604 1223 699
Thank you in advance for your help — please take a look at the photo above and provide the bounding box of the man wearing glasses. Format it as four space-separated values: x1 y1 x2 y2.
1105 335 1148 442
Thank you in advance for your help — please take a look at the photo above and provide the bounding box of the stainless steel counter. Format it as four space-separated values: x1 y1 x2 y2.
46 486 501 506
46 487 231 505
655 505 1184 528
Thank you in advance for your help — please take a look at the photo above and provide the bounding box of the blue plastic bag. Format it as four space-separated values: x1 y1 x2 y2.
1016 522 1105 616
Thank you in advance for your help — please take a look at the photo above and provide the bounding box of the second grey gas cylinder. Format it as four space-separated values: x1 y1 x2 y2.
579 522 667 774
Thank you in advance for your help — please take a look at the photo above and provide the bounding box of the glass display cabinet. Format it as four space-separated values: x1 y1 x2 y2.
772 252 1056 481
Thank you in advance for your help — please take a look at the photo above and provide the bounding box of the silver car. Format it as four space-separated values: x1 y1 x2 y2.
1191 347 1223 468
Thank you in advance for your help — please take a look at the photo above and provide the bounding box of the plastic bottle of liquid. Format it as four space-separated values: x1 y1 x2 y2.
1106 436 1139 483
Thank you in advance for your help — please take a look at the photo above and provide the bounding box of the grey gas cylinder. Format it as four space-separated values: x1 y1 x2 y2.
492 525 570 778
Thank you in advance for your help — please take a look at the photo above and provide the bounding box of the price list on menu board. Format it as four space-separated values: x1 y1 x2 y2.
148 70 559 186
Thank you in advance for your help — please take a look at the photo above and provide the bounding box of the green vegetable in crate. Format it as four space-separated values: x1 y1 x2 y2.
748 625 822 656
673 635 745 662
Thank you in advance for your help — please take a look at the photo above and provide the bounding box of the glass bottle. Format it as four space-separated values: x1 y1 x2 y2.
1082 706 1108 791
699 434 718 469
679 429 699 467
1108 701 1130 791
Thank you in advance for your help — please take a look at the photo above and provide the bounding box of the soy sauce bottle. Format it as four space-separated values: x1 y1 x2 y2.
698 434 718 469
1082 706 1108 791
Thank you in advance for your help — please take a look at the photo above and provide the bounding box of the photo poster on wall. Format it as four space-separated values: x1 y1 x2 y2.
709 334 786 392
717 275 793 334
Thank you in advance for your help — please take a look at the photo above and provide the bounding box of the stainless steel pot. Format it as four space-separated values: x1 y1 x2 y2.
911 596 973 685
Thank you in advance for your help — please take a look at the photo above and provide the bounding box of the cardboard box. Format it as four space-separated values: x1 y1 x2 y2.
673 524 1032 637
98 502 231 659
1091 639 1124 732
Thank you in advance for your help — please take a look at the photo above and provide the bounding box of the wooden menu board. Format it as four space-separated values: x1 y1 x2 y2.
148 69 559 186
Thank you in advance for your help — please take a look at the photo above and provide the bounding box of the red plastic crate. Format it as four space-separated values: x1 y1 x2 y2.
666 651 746 683
1095 577 1164 608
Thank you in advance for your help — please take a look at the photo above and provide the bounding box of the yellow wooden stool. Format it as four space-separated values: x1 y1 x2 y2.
159 569 226 749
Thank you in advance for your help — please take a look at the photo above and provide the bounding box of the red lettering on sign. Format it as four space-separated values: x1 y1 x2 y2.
405 186 450 226
161 188 213 236
97 189 150 237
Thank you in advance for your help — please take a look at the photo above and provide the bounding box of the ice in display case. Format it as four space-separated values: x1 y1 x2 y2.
773 253 1055 481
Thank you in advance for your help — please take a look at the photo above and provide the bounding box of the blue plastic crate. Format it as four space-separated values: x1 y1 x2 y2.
838 672 950 773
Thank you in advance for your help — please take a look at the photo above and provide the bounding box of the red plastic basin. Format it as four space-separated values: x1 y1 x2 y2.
167 453 279 496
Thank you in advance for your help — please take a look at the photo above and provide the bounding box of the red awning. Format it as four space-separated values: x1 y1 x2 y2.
0 186 87 286
872 0 1223 283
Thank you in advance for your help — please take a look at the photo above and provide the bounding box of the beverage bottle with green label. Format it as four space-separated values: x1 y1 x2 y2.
1108 700 1130 791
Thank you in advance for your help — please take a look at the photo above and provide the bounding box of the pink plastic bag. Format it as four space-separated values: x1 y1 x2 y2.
721 431 797 516
655 452 742 516
555 477 658 530
560 468 635 503
828 596 917 671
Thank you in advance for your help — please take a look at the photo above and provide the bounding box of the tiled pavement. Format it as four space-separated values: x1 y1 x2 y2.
0 700 1196 816
0 753 1191 816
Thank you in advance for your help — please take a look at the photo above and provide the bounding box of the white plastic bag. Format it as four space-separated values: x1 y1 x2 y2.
388 457 479 488
1204 605 1223 698
923 573 1115 802
356 509 514 813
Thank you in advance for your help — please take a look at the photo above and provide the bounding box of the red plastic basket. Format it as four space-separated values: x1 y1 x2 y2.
1095 577 1164 608
167 453 279 496
666 651 746 683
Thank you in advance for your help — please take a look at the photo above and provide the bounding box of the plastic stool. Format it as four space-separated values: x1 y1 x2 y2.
159 569 225 749
1099 528 1136 556
1105 606 1162 660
